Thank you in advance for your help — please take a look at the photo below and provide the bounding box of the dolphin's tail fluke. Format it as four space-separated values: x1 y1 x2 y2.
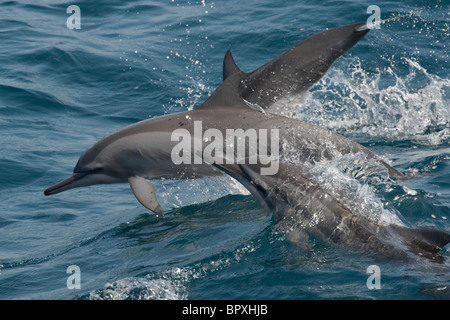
223 22 372 109
391 224 450 262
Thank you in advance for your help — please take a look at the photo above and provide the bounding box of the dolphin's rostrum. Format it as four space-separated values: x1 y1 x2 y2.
44 22 449 262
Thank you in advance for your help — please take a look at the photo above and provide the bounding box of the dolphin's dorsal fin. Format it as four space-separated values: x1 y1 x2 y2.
128 176 164 216
197 72 248 109
223 50 243 80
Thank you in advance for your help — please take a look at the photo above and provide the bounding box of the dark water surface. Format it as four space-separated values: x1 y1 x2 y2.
0 0 449 299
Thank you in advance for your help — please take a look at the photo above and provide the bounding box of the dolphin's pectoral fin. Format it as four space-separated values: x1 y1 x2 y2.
238 163 271 191
128 176 164 216
209 162 272 211
200 152 273 213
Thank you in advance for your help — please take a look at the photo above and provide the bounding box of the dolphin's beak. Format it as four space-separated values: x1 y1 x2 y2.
44 173 88 196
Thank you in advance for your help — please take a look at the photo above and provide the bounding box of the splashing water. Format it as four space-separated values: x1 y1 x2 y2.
271 57 449 145
264 52 450 233
305 152 406 227
87 242 259 300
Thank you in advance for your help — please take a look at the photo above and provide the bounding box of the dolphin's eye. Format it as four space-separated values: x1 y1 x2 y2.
92 167 103 173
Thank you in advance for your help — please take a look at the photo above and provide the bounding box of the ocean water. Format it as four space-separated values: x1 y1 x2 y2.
0 0 449 300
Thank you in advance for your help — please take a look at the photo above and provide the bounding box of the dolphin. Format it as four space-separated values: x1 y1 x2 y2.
45 21 389 215
44 68 404 215
43 22 450 262
223 22 371 109
209 160 450 262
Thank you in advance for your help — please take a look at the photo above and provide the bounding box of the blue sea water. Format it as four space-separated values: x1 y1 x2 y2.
0 0 449 300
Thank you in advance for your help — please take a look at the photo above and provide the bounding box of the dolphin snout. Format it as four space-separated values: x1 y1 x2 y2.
44 173 87 196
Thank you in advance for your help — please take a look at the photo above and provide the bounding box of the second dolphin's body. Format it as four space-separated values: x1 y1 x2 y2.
44 71 402 213
44 22 450 261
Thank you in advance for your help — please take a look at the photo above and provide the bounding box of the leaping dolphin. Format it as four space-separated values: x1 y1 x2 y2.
44 22 450 261
209 160 450 263
44 70 402 213
45 22 383 213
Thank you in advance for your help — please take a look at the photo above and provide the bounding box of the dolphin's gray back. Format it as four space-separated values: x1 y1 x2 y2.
76 71 403 180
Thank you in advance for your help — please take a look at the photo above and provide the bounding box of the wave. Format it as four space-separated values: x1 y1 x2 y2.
86 241 259 300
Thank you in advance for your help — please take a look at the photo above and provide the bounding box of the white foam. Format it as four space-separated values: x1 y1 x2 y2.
87 243 258 300
88 277 187 300
273 57 449 145
306 153 404 226
153 175 249 211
